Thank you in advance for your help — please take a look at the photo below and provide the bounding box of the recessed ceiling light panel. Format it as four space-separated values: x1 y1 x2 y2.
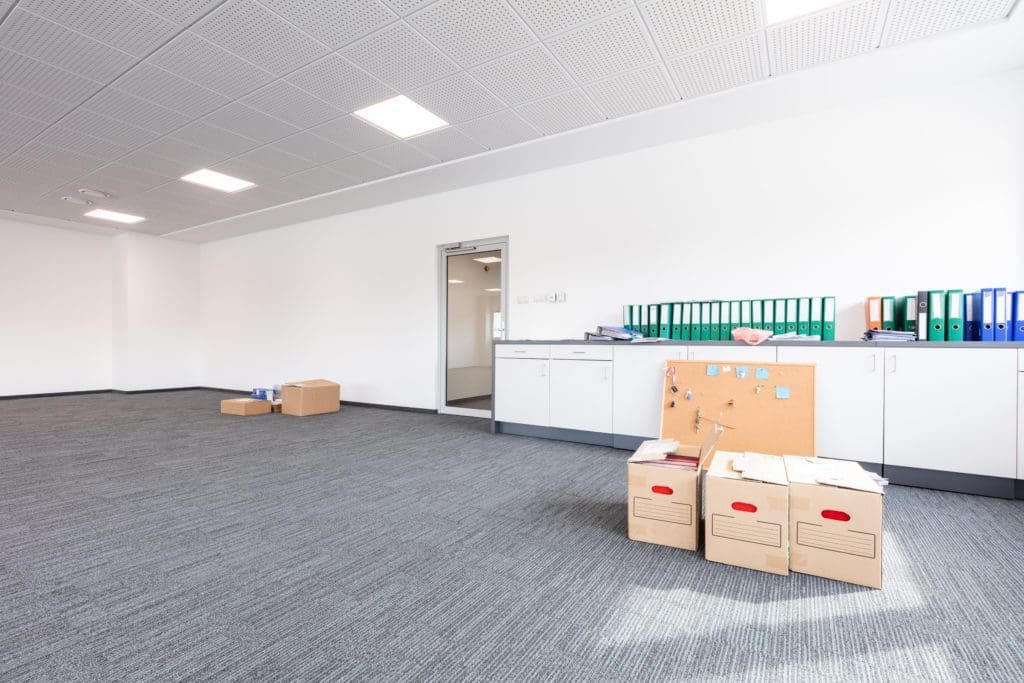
353 95 448 139
85 208 146 224
765 0 845 25
181 168 256 193
473 256 501 264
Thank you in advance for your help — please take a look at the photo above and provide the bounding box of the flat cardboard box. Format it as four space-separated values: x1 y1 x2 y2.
704 451 789 575
784 455 884 589
627 429 721 551
221 398 272 416
282 379 340 417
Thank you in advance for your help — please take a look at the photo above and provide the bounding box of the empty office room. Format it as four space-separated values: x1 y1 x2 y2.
3 0 1024 679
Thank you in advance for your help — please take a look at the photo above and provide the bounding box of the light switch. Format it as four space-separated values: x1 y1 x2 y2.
556 292 566 303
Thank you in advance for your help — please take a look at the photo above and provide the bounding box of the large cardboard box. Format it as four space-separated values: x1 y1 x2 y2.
627 431 721 551
221 398 272 416
784 456 884 589
282 379 340 416
704 451 789 575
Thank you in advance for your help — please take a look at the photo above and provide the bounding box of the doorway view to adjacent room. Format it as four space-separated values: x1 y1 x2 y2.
441 240 506 416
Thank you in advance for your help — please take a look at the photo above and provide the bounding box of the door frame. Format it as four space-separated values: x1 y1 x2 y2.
437 236 509 417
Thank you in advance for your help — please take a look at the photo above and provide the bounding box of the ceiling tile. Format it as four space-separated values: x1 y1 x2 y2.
308 114 396 151
881 0 1016 47
768 0 883 75
408 0 534 68
667 33 765 100
232 145 318 176
508 0 632 38
457 109 538 149
211 157 295 185
148 31 277 99
0 81 73 122
327 154 393 182
17 0 179 57
0 9 137 82
0 109 50 139
4 142 106 178
362 141 438 172
269 131 353 164
113 63 230 119
34 126 134 161
515 89 603 135
382 0 433 15
639 0 762 58
170 121 262 156
83 88 191 134
120 149 201 178
59 109 161 148
585 64 676 119
192 0 331 76
274 165 358 195
0 131 29 158
203 102 301 144
75 163 177 194
138 136 232 169
131 0 225 25
242 80 343 128
411 126 486 161
469 44 574 107
286 53 396 113
408 72 505 125
342 21 460 91
546 8 659 84
256 0 396 49
0 47 104 105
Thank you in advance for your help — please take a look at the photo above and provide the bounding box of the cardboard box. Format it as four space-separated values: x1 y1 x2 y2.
784 456 884 589
221 398 271 416
704 451 789 575
282 379 340 416
627 430 721 551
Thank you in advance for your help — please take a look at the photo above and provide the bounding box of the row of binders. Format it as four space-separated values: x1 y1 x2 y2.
865 289 1024 341
623 297 836 341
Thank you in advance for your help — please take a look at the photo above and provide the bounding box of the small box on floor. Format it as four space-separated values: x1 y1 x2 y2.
784 456 885 589
627 430 721 552
221 398 271 416
282 379 340 416
704 451 789 576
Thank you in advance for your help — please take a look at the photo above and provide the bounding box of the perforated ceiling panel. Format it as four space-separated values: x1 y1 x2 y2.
139 136 230 170
383 0 434 15
469 44 575 107
363 141 438 173
667 32 766 100
170 121 262 157
242 80 343 129
269 132 353 165
585 64 676 119
881 0 1017 46
328 154 393 183
203 102 301 144
308 115 397 152
640 0 762 58
457 109 539 149
408 72 504 124
255 0 395 49
408 0 535 68
508 0 632 37
286 54 396 113
149 32 277 99
546 8 659 84
411 126 486 162
59 109 161 148
0 81 72 122
0 47 104 105
768 0 884 75
342 21 459 91
131 0 225 26
34 126 133 161
17 0 179 57
272 165 357 195
84 88 191 135
112 63 229 119
515 89 604 136
233 145 317 177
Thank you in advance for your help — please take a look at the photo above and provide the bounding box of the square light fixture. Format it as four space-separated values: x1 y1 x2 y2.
473 256 501 264
765 0 844 24
85 208 145 224
181 168 255 193
484 288 501 292
353 95 448 139
448 279 464 284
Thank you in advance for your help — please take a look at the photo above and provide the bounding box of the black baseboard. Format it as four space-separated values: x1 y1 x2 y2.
1016 480 1024 500
113 386 202 394
341 400 436 415
495 422 614 447
884 465 1015 499
0 389 112 400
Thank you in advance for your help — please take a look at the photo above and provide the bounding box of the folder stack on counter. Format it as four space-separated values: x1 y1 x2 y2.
621 297 837 341
866 288 1024 342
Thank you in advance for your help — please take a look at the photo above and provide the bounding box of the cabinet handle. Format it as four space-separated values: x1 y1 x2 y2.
538 363 547 378
868 354 877 373
603 365 610 381
887 355 896 374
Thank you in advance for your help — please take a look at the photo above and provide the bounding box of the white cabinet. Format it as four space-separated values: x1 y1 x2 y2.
549 359 613 433
494 358 549 426
687 346 777 362
777 346 884 463
1018 373 1024 480
883 348 1017 478
612 346 686 438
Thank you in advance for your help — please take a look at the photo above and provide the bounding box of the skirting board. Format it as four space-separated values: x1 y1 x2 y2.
495 422 614 447
884 465 1016 500
1016 480 1024 500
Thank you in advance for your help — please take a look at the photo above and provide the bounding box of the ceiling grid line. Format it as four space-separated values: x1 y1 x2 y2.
629 0 683 101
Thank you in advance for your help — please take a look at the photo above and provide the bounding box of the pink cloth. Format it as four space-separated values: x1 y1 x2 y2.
731 327 774 345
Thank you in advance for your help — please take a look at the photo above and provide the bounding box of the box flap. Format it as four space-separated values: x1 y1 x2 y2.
709 451 787 486
784 455 884 494
284 379 339 388
628 439 680 463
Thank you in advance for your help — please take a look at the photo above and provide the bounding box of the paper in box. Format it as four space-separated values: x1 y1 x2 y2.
784 456 884 589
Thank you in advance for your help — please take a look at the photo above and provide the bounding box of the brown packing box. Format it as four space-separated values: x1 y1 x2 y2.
704 451 790 576
784 455 884 589
282 379 340 416
221 398 272 416
627 430 721 552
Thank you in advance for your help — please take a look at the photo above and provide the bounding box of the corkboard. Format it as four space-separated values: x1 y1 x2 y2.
660 360 815 456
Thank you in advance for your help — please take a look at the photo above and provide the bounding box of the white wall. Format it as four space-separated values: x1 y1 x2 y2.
112 233 200 391
0 218 113 395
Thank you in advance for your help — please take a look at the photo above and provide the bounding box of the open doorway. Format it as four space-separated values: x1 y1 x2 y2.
438 238 507 417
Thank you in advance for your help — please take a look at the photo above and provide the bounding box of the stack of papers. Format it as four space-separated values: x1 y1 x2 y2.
863 329 916 342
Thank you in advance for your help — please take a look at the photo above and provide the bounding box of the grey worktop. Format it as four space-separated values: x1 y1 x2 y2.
495 339 1024 349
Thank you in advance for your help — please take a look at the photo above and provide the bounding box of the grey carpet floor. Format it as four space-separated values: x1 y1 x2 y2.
2 391 1023 681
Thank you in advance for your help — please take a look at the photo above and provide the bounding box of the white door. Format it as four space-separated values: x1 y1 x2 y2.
777 347 884 463
494 358 549 426
884 348 1017 478
612 346 686 438
549 360 613 433
687 346 777 362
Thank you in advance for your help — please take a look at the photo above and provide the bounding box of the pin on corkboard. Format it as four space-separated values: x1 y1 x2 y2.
660 360 815 456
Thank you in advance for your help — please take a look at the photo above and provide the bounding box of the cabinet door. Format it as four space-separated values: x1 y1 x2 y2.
549 360 613 433
777 347 884 463
884 348 1017 478
612 346 686 439
687 346 777 362
494 358 549 426
1018 373 1024 480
